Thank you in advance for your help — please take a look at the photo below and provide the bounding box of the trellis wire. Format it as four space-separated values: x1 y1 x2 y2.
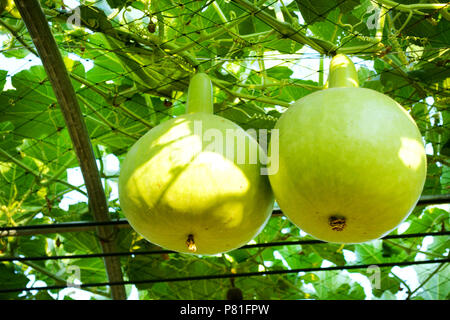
1 258 447 294
1 231 448 263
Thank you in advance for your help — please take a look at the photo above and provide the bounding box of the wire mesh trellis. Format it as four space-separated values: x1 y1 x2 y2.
0 0 449 300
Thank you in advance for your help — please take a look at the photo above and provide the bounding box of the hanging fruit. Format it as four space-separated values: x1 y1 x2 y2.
119 73 274 254
268 54 427 244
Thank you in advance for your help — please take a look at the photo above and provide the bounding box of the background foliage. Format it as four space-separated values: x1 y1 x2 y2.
0 0 449 300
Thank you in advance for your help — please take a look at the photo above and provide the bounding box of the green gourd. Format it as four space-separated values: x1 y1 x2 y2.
119 73 274 254
268 54 427 243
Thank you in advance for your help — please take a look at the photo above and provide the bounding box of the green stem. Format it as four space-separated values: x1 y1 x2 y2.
215 30 273 43
336 42 384 55
230 0 334 54
257 45 266 86
70 74 154 128
0 19 38 56
211 77 322 91
375 5 387 43
406 257 448 300
330 13 342 43
381 55 427 98
390 271 412 297
212 79 291 107
18 260 112 299
318 54 324 87
327 54 359 88
13 26 155 131
186 73 214 114
40 154 77 186
375 0 449 13
44 8 200 69
396 10 413 35
383 239 444 258
78 94 140 140
212 1 228 23
169 14 248 55
386 13 408 66
279 0 295 23
0 148 88 196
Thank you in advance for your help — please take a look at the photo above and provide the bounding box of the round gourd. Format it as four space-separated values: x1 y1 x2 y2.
119 73 274 255
268 54 426 244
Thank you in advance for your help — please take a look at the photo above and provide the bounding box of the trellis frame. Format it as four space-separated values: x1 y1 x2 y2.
3 0 448 300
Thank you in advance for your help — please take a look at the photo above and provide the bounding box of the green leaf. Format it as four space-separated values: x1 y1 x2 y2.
216 101 278 131
411 102 428 135
69 258 108 285
359 66 382 91
278 247 322 269
0 69 7 91
441 165 450 190
227 248 253 263
394 12 450 48
307 8 342 43
264 38 304 54
424 163 443 195
19 132 77 180
0 121 21 162
0 262 30 299
408 59 450 84
295 0 359 24
312 270 366 300
426 236 450 258
0 66 64 141
354 241 384 265
238 6 277 35
32 290 56 300
131 1 146 11
404 207 448 234
16 235 48 262
83 34 127 84
106 0 129 9
303 243 347 266
61 231 101 254
412 263 449 300
266 66 294 79
275 80 319 102
372 269 402 298
2 47 29 59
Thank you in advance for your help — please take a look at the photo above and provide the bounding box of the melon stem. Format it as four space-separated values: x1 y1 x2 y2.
329 215 346 231
327 54 359 89
186 234 197 252
186 73 214 114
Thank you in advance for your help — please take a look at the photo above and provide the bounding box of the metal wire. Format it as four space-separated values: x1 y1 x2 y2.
1 231 448 263
0 257 447 294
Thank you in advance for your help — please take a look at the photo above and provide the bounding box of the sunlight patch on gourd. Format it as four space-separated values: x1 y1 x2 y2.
398 137 424 170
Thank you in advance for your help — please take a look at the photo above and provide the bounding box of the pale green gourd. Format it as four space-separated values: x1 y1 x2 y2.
119 73 274 254
268 54 427 243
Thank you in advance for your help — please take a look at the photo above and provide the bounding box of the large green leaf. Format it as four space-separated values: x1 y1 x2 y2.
413 263 449 300
0 69 7 91
404 207 448 234
0 262 30 299
312 270 366 300
295 0 359 25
